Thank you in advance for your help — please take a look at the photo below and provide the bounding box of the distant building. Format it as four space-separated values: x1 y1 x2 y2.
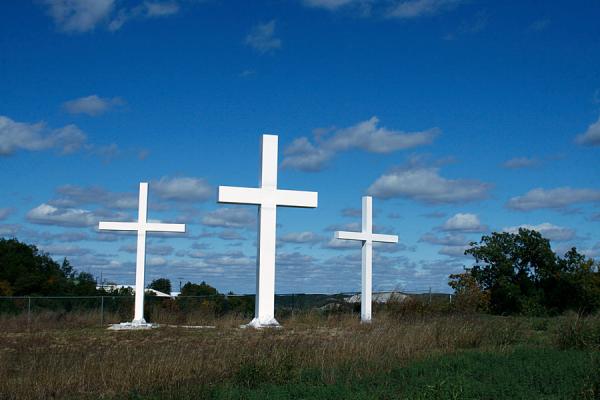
96 284 172 298
344 291 409 304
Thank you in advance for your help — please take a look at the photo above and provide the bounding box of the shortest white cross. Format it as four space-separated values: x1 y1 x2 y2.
335 196 397 323
99 182 185 326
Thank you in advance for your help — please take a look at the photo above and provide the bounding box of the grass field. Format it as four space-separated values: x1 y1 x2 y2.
0 312 598 399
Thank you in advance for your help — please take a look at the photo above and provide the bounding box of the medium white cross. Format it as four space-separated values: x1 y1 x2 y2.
218 134 318 328
335 196 397 323
99 182 185 326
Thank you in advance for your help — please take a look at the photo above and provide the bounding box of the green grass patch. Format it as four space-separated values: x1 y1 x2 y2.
207 348 599 400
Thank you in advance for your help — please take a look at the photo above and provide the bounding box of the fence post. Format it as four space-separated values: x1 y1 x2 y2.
27 297 31 326
100 296 104 327
449 294 452 304
428 287 432 305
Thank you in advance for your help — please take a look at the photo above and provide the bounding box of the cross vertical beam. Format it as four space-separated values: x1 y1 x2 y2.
334 196 398 323
99 182 185 327
218 134 318 328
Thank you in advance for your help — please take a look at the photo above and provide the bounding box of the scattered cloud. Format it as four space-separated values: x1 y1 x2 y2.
280 231 323 244
26 204 98 227
40 244 92 257
529 18 550 32
0 208 13 221
108 1 180 31
421 211 446 219
507 187 600 211
0 115 86 156
303 0 358 10
282 117 439 172
575 115 600 147
63 95 124 116
341 208 362 218
387 0 464 19
420 232 468 246
281 137 331 172
44 0 115 33
245 20 282 54
438 245 471 258
502 157 541 169
152 176 213 202
441 213 487 232
49 185 138 209
120 243 174 256
367 163 490 204
201 207 256 228
503 223 576 242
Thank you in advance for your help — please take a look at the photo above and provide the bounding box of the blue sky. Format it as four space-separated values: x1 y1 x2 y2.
1 0 599 294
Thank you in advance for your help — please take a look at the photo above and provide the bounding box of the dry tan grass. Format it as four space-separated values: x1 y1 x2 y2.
0 312 533 400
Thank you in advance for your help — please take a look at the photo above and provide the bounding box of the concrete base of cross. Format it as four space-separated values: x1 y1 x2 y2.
107 320 158 330
241 317 282 329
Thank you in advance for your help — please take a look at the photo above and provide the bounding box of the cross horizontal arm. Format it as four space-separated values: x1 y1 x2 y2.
335 231 369 241
99 221 139 231
145 223 186 233
275 189 318 208
218 186 264 205
371 234 399 244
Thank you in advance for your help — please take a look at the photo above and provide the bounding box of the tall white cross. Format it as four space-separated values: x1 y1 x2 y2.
218 134 318 328
335 196 397 323
99 182 185 326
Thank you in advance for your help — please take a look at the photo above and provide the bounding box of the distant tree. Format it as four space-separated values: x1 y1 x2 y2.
180 281 218 297
148 278 172 294
448 271 490 312
0 238 99 296
457 229 599 315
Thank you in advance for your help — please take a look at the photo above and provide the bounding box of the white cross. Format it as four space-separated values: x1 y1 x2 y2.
98 182 185 326
218 134 318 328
335 196 397 323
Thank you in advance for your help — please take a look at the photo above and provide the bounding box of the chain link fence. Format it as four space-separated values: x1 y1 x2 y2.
0 290 453 330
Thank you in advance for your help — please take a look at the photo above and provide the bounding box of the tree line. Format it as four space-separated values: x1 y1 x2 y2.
449 228 600 315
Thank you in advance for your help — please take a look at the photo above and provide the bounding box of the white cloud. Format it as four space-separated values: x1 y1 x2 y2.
438 245 471 258
44 0 115 32
503 223 576 242
387 0 463 19
245 20 282 54
108 1 180 31
326 116 439 153
441 213 487 232
303 0 357 10
152 176 213 202
145 2 179 17
40 244 92 257
502 157 540 169
26 204 98 227
119 243 174 256
324 237 361 249
0 208 13 221
282 117 438 172
0 116 86 156
63 95 124 116
281 137 332 172
507 187 600 211
575 115 600 146
50 185 138 209
201 208 256 228
280 231 323 244
420 232 468 246
367 165 490 204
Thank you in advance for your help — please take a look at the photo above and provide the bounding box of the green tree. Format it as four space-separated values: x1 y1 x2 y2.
461 229 599 315
180 281 218 297
148 278 172 294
